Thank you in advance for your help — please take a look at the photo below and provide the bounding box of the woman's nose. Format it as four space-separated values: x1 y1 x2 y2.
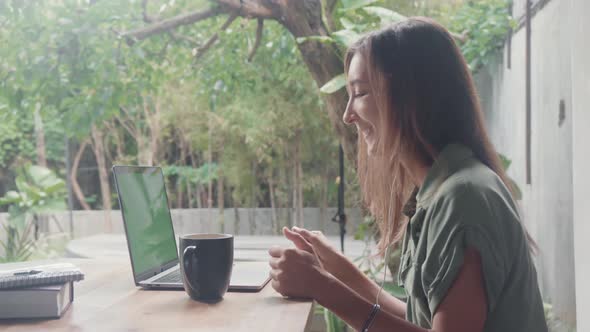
343 103 356 125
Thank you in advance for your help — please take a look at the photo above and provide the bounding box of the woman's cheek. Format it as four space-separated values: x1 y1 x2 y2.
354 100 368 118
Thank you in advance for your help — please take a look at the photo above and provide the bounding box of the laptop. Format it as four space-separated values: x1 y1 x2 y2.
112 165 270 292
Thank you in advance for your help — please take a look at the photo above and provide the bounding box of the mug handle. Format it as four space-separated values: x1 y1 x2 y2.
182 245 198 292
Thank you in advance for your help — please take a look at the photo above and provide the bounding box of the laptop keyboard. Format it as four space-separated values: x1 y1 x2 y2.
154 270 182 284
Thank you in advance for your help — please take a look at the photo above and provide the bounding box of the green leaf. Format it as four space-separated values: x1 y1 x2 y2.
323 308 347 332
498 153 511 171
42 181 66 195
382 282 407 300
28 165 52 183
295 36 335 45
34 199 67 214
497 154 521 199
508 177 522 200
15 176 30 194
331 29 361 47
134 47 146 59
0 191 21 206
7 210 27 230
339 0 378 11
362 6 406 25
339 18 357 30
319 73 346 94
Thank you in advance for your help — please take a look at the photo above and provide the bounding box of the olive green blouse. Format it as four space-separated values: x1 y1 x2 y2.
398 144 548 331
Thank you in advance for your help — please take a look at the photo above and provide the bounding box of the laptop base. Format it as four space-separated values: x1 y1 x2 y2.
139 261 271 293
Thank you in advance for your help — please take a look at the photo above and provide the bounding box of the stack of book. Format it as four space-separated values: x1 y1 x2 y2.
0 263 84 319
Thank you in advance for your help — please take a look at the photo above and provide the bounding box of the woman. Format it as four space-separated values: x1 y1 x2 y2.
268 17 548 332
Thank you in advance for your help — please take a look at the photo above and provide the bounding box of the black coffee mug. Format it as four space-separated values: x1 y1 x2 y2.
179 233 234 303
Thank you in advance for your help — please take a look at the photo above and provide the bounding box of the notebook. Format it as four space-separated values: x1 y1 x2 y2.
0 263 84 289
0 282 74 319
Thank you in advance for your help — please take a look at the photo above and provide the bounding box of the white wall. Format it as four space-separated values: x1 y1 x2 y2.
0 207 363 240
474 0 577 325
570 0 590 329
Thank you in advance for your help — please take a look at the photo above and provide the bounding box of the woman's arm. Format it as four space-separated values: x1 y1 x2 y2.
283 226 406 318
274 227 487 331
431 248 487 331
315 272 427 332
328 249 407 319
312 248 487 332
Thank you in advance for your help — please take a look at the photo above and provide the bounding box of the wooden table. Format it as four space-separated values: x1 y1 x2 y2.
0 258 314 332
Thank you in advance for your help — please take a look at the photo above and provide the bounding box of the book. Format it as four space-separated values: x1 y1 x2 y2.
0 263 84 289
0 281 73 319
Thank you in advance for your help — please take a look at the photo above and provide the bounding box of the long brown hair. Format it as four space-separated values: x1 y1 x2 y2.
345 17 534 252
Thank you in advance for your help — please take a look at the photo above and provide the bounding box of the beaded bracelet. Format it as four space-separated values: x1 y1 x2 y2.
361 303 381 332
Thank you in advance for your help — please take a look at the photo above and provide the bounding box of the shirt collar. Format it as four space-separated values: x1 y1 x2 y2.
415 143 474 208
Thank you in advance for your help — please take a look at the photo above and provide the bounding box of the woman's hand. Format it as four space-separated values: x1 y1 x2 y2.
268 245 330 298
268 226 353 299
282 226 349 281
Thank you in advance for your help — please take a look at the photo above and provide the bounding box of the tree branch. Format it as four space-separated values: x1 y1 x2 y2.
142 0 157 23
141 95 151 124
453 31 468 43
214 0 275 19
71 140 91 210
194 11 239 59
323 0 338 32
247 18 264 62
168 30 199 46
118 106 140 140
121 0 279 48
326 0 338 14
121 7 222 45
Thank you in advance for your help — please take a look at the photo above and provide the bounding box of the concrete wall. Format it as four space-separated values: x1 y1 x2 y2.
0 207 363 240
570 0 590 330
512 0 550 22
474 0 577 325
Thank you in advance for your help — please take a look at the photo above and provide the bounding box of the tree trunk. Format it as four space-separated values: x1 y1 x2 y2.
207 112 213 232
33 106 47 167
196 184 203 209
218 174 224 233
323 0 339 32
113 123 126 162
137 135 153 166
176 134 188 208
226 0 358 161
122 0 358 164
91 125 112 233
297 145 304 229
292 157 297 228
148 95 162 165
216 141 225 233
292 132 304 227
268 175 278 235
280 0 358 163
319 167 328 232
176 177 184 208
71 140 91 210
285 147 293 228
248 161 257 235
233 204 240 235
187 177 193 208
189 154 202 209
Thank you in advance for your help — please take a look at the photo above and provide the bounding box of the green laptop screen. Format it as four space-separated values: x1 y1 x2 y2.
115 167 177 276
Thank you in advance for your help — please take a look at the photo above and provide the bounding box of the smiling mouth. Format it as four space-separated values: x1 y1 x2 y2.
355 123 375 142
